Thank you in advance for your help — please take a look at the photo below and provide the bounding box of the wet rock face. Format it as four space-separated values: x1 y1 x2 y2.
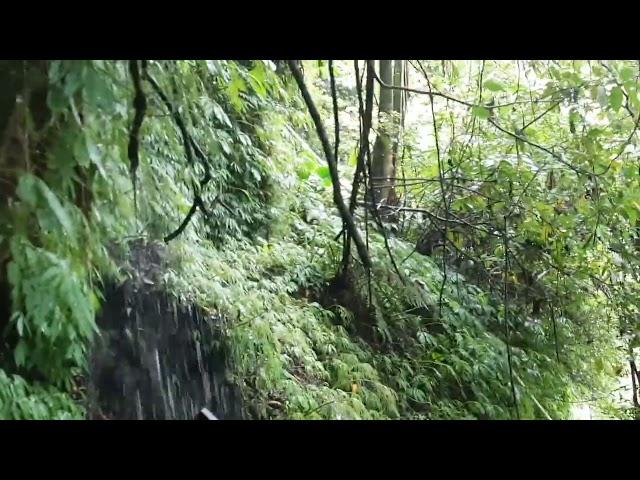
87 243 246 420
88 284 246 420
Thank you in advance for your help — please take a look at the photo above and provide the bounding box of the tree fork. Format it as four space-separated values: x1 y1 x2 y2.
287 60 372 270
342 60 375 273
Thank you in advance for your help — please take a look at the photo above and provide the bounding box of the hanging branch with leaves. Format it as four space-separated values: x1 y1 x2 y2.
127 60 147 213
143 64 232 242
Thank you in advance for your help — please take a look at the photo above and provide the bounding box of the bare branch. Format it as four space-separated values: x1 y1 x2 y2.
288 60 372 270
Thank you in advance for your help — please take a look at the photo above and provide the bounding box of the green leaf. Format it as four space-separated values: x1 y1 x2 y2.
624 80 637 96
629 89 640 111
83 67 113 111
46 86 65 113
483 79 505 92
206 60 220 75
14 340 27 367
211 102 232 128
227 70 247 112
348 148 358 167
296 158 317 180
72 133 91 168
35 178 75 238
625 205 637 226
569 109 580 133
316 165 331 180
6 260 20 288
620 66 635 82
317 60 326 80
472 106 491 120
16 174 37 207
63 67 85 99
15 313 25 337
86 137 107 178
249 63 268 99
549 66 562 80
609 87 623 112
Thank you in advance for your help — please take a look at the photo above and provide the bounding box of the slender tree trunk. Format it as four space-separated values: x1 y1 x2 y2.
372 60 404 210
371 60 394 206
393 60 404 116
631 355 640 410
390 60 405 206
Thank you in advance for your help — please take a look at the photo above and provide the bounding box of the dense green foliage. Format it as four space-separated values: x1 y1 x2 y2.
0 60 638 419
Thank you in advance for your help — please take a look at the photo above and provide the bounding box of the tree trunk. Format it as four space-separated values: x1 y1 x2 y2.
390 60 405 206
393 60 404 116
371 60 394 206
371 60 404 210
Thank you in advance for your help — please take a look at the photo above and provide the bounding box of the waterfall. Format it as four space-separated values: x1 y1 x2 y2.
86 242 246 420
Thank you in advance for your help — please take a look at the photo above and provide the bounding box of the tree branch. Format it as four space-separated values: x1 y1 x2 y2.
127 60 147 212
144 65 218 243
374 63 570 111
288 60 372 270
164 198 200 242
487 118 591 176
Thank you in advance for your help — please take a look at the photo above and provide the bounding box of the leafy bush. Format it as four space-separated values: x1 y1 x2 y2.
0 370 82 420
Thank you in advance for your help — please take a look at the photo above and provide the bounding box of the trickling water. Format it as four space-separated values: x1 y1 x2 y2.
86 243 246 420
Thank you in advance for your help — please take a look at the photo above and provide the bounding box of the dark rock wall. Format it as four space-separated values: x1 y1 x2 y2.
87 243 246 420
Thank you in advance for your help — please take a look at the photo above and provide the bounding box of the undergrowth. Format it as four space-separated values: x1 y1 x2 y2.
162 172 610 419
0 369 82 420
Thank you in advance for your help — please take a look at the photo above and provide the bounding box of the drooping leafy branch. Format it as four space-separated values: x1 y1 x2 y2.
127 59 147 212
